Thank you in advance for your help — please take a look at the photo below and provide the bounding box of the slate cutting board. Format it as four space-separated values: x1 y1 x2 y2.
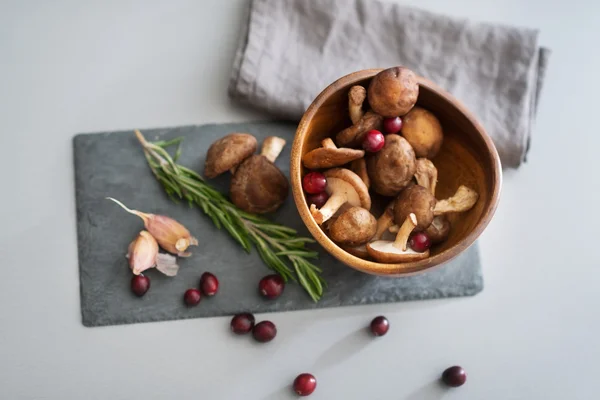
73 121 483 327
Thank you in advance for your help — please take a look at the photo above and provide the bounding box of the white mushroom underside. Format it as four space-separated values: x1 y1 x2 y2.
325 177 361 206
369 240 421 255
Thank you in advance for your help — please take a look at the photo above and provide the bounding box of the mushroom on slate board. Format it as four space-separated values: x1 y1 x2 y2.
302 138 365 169
230 136 289 214
204 133 257 178
310 168 371 225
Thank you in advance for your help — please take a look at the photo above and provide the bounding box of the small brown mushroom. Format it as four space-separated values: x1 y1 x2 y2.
367 67 419 118
230 136 289 214
302 138 365 169
367 134 416 196
329 207 377 246
394 184 436 232
310 168 371 225
336 111 384 148
424 215 451 244
401 107 444 158
414 158 438 195
348 85 366 124
350 158 370 188
434 185 479 215
204 133 257 178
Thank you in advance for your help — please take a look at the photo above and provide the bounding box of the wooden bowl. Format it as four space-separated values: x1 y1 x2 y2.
290 69 502 276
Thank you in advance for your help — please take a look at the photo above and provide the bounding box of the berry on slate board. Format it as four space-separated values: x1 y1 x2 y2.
131 275 150 297
184 288 201 306
200 272 219 296
259 274 285 299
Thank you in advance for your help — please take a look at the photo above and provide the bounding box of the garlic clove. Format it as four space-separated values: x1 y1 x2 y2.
128 231 159 275
107 197 198 256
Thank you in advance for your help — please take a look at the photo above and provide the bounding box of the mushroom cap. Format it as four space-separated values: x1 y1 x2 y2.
424 215 451 244
366 134 416 196
336 111 383 148
324 168 371 210
401 107 444 158
204 133 257 178
302 146 364 169
367 67 419 118
230 155 289 214
366 240 430 263
329 207 377 246
393 184 436 231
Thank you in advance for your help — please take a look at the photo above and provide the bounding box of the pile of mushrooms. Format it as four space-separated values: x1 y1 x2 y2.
204 133 289 214
301 66 480 263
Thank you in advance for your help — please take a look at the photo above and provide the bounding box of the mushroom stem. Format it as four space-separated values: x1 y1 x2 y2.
434 185 479 215
393 213 417 251
310 192 348 225
350 158 370 188
348 85 366 124
415 158 438 195
321 138 337 149
260 136 286 163
374 209 394 240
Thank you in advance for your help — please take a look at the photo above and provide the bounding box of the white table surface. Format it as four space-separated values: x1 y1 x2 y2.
1 0 598 399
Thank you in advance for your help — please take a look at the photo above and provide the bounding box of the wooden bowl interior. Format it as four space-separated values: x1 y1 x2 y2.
296 73 498 270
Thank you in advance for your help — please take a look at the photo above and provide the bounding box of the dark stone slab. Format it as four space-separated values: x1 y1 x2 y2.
73 121 483 327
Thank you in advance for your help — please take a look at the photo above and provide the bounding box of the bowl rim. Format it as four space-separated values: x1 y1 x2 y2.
290 69 502 276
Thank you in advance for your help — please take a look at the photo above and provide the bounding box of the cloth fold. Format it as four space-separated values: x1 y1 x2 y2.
229 0 550 168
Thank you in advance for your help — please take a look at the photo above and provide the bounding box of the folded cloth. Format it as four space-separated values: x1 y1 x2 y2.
229 0 550 168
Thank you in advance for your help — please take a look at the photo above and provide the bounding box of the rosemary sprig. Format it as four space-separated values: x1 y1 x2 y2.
134 130 326 301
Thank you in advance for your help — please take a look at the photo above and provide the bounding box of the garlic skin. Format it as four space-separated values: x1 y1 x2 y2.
127 231 159 275
127 230 180 276
108 197 198 257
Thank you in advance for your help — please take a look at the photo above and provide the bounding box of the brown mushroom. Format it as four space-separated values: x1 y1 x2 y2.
336 111 383 148
329 207 377 246
401 107 444 158
350 158 370 188
367 67 419 118
302 138 365 169
424 215 451 244
366 134 416 196
414 158 438 195
204 133 257 178
348 85 366 124
230 136 289 214
310 168 371 225
434 185 479 215
394 184 436 232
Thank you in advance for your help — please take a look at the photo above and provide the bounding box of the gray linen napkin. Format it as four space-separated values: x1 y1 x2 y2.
229 0 550 168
